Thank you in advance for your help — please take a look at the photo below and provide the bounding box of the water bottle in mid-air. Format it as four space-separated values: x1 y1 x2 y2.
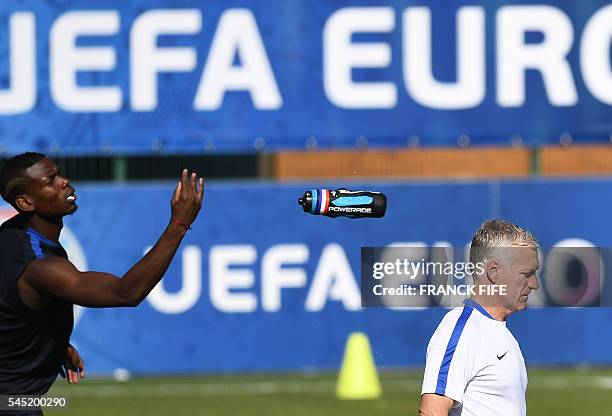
298 189 387 218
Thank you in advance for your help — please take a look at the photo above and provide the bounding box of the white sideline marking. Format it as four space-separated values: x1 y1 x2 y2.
51 375 612 398
54 379 419 397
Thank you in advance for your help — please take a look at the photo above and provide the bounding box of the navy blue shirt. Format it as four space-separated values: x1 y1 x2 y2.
0 214 73 394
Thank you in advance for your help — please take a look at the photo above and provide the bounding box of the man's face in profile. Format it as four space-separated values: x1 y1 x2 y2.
22 158 78 217
496 246 540 312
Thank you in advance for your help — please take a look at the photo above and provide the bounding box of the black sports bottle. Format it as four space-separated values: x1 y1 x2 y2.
298 189 387 218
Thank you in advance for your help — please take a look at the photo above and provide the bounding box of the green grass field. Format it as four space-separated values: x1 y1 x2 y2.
45 368 612 416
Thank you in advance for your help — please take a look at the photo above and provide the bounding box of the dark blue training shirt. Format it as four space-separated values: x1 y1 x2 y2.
0 214 74 394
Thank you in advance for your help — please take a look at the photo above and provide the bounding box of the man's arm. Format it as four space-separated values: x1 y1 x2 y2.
420 310 477 416
419 393 453 416
19 169 204 308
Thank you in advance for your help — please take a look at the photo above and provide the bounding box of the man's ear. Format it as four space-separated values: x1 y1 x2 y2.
14 195 34 212
486 259 500 284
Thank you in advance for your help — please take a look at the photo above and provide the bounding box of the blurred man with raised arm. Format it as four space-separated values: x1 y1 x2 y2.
0 152 203 397
419 220 540 416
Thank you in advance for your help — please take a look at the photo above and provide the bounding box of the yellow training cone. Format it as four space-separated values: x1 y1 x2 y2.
336 332 382 400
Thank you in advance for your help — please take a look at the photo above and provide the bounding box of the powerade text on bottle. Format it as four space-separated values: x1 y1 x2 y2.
298 189 386 218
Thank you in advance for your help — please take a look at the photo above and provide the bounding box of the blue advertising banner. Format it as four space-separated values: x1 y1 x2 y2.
2 179 612 374
0 1 610 154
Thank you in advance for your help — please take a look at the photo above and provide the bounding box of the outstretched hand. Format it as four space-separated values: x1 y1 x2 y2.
60 344 85 384
171 169 204 228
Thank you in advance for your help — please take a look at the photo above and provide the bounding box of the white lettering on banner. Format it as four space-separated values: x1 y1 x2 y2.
144 243 361 314
143 238 600 314
403 7 485 109
131 9 201 111
580 5 612 104
544 238 602 307
497 6 577 107
305 244 361 311
324 7 396 108
0 5 611 114
262 244 308 312
51 11 121 112
323 5 611 109
194 9 282 110
383 242 430 309
147 245 202 314
209 245 257 313
0 13 35 114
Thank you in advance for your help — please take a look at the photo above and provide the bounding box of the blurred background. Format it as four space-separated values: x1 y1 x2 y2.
1 0 611 414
